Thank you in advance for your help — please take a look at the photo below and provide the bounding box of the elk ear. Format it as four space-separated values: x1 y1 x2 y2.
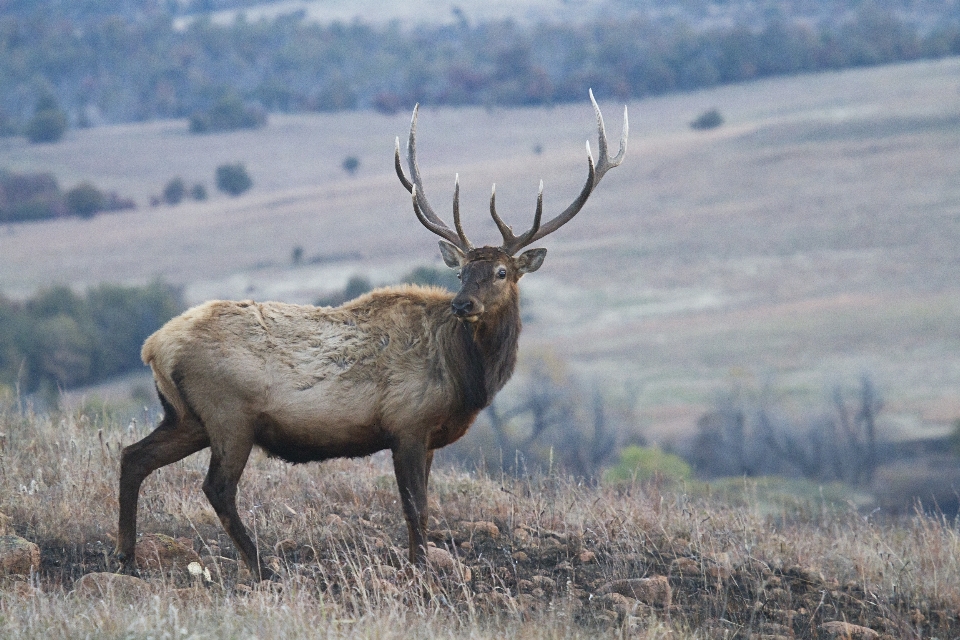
438 240 467 268
516 248 547 274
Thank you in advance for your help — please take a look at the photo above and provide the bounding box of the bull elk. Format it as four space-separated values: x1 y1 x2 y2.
116 91 627 580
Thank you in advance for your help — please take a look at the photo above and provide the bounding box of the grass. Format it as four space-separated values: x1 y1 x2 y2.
2 404 960 637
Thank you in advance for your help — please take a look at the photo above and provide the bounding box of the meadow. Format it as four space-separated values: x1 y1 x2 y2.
2 57 959 444
1 403 959 638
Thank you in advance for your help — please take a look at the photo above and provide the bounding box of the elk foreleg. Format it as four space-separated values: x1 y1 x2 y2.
393 440 430 566
117 410 208 572
202 440 276 581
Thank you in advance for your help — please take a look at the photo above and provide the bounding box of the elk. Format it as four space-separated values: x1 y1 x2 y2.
116 91 627 580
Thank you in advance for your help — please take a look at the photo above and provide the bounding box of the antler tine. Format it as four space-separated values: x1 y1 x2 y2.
395 104 472 251
497 90 627 255
453 174 472 250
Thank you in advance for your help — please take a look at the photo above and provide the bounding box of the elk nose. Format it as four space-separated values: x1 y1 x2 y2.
451 299 474 317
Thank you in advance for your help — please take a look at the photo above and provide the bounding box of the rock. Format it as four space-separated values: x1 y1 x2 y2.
671 557 701 577
459 521 500 539
73 572 152 599
172 586 213 604
427 546 471 581
135 534 200 572
0 535 40 576
531 575 555 594
820 621 879 639
598 576 671 608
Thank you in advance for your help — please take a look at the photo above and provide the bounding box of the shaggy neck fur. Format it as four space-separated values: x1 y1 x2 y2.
443 290 521 415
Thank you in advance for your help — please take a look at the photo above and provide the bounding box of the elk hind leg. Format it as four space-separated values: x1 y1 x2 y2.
117 393 209 570
202 439 276 581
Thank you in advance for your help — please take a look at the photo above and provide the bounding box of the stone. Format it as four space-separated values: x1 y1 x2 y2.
135 534 200 572
460 521 500 539
598 576 672 607
427 546 471 581
73 572 151 599
820 621 880 639
0 535 40 576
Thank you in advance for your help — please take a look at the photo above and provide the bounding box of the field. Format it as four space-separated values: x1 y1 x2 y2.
3 57 960 445
2 405 960 638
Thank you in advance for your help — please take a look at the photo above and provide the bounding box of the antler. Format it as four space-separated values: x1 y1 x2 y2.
495 89 628 255
395 105 473 252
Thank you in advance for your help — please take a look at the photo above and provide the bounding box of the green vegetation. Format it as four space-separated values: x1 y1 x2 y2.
690 108 724 130
1 3 958 127
162 177 186 205
189 94 266 134
0 170 135 223
215 163 252 196
0 282 181 397
24 94 68 143
604 445 692 484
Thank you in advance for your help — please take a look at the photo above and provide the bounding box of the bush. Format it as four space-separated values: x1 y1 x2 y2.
190 183 207 201
604 445 693 484
400 265 459 291
215 163 253 196
690 108 724 130
25 109 68 143
162 177 186 205
0 282 182 394
65 183 105 218
342 156 360 175
189 95 266 134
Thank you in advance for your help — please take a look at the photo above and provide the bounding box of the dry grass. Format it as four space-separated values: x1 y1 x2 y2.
2 58 960 441
2 404 960 638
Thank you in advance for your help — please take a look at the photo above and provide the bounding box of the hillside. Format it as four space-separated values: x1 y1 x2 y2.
1 58 960 444
0 407 958 638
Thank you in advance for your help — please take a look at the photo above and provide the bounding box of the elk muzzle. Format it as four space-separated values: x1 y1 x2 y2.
451 295 483 321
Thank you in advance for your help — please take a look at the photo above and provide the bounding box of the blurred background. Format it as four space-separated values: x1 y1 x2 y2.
1 0 959 513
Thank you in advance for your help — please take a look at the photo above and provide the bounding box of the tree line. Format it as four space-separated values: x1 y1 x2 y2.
0 282 182 397
1 2 958 130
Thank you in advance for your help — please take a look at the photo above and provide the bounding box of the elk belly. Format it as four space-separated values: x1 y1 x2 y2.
253 382 386 463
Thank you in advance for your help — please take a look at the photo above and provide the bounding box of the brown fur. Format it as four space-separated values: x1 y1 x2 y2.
118 262 524 578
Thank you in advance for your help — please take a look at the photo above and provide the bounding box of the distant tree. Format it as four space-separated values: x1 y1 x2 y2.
291 245 304 266
25 97 68 144
215 163 252 196
162 177 186 205
341 156 360 175
65 183 105 218
190 183 208 201
400 265 459 291
189 94 266 134
690 108 724 130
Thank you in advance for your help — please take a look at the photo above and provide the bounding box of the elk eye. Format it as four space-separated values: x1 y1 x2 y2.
497 267 507 279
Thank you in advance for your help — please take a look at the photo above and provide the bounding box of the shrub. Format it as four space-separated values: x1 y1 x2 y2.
604 445 692 484
25 109 68 143
215 163 252 196
162 177 186 205
400 265 459 291
342 156 360 175
189 95 266 134
690 108 724 130
190 183 207 201
65 183 105 218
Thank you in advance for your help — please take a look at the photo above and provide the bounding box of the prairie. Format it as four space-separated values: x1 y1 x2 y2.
1 57 960 444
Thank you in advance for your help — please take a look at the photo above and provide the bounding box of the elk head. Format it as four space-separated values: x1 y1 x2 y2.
395 90 628 322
